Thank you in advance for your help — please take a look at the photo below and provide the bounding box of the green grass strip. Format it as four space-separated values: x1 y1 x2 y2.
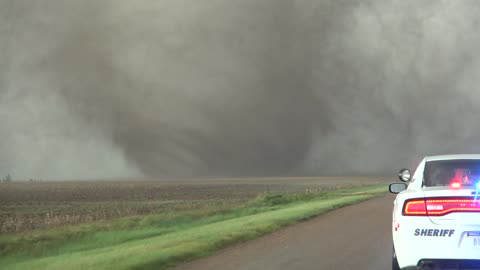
1 185 386 270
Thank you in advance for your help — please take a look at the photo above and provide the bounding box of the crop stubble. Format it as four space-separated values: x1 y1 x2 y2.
0 177 387 232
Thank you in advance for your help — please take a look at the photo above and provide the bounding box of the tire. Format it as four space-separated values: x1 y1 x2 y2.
392 246 401 270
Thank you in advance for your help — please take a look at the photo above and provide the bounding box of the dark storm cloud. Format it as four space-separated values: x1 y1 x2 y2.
1 0 480 179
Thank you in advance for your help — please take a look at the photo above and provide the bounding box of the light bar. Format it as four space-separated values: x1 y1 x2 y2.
403 198 480 216
450 182 462 189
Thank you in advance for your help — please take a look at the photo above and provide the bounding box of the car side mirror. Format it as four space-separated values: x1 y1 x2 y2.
389 183 407 194
398 168 411 182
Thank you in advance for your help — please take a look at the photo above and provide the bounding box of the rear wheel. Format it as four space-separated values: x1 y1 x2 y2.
392 246 401 270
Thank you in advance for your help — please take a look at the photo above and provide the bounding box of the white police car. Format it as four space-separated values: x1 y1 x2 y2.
390 155 480 270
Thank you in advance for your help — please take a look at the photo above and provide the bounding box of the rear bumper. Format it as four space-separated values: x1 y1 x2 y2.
393 219 480 268
402 259 480 270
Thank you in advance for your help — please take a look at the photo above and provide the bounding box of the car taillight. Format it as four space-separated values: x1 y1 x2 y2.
403 198 480 216
403 199 427 215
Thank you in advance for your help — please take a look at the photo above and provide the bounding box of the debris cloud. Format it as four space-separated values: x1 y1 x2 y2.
1 0 480 179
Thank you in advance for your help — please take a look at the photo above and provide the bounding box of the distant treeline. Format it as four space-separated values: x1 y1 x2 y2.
1 174 12 183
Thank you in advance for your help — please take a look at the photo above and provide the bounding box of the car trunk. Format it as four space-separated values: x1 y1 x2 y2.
423 187 480 226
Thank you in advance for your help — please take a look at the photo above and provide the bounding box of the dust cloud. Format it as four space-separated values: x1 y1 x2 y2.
1 0 480 179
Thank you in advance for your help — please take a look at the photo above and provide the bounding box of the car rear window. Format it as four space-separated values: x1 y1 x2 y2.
424 159 480 187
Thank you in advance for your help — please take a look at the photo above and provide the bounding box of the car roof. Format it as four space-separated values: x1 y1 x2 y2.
425 154 480 162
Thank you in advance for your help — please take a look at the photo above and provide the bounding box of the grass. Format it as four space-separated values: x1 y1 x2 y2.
0 184 386 270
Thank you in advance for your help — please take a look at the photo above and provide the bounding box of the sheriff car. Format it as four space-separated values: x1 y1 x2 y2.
390 155 480 270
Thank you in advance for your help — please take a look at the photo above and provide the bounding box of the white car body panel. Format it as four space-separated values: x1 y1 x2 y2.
392 155 480 269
